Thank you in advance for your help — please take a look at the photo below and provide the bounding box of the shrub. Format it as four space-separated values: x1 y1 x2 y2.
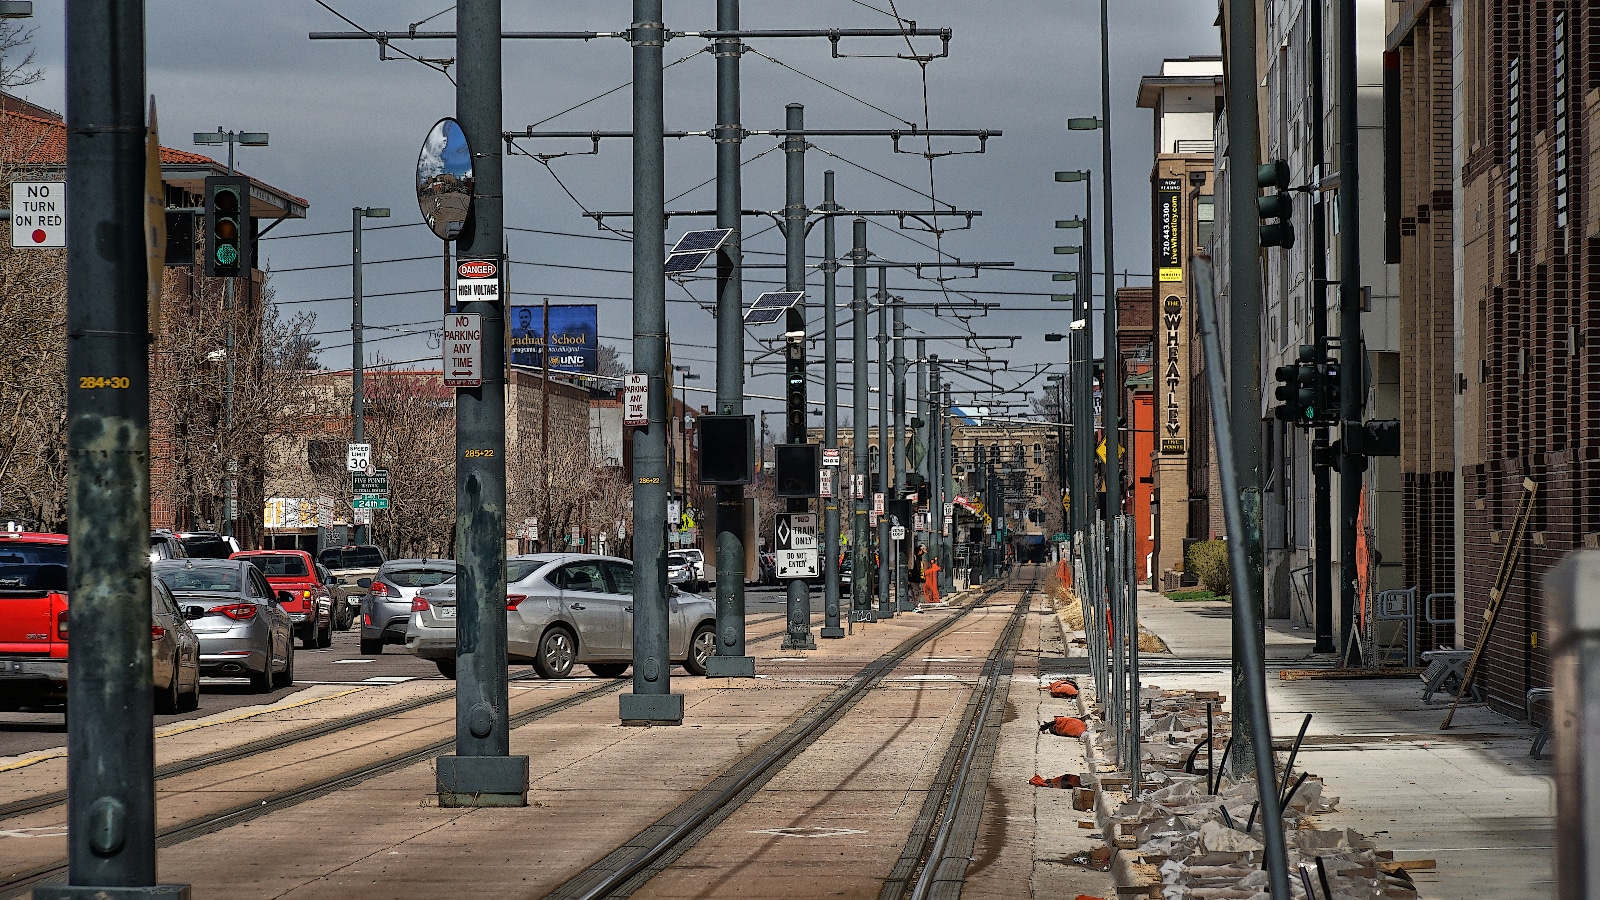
1186 540 1232 595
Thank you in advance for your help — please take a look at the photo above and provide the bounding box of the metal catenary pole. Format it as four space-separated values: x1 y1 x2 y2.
1074 178 1094 542
707 0 756 676
928 355 944 591
781 102 816 650
1225 0 1267 771
1307 0 1335 656
439 0 528 802
351 207 365 546
876 270 894 619
940 374 955 592
820 171 846 638
57 4 186 895
621 0 683 722
851 219 875 622
892 294 912 611
1336 0 1365 667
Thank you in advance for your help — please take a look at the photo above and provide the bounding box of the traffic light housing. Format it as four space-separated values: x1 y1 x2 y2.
1272 345 1321 426
784 336 807 438
1322 356 1342 424
773 443 819 498
698 415 755 485
1256 160 1295 249
204 175 251 277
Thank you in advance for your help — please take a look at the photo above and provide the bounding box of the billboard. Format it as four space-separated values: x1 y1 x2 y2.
1155 177 1184 283
508 304 598 373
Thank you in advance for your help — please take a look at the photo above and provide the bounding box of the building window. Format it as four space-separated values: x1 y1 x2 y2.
1507 55 1521 256
1553 14 1569 232
1033 442 1043 464
1196 194 1215 249
1033 476 1043 495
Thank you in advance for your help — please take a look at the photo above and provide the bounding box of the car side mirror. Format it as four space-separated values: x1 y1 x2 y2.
275 590 292 605
323 574 336 585
357 577 372 589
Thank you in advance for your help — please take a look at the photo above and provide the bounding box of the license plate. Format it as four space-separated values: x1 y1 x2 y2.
436 607 455 620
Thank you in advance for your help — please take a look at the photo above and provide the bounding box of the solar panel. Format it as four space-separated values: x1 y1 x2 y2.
664 249 714 275
743 306 787 325
742 290 804 324
670 228 733 254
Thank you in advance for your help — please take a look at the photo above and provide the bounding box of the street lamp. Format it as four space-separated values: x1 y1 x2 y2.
350 206 389 544
1066 116 1103 131
194 127 268 538
0 3 33 17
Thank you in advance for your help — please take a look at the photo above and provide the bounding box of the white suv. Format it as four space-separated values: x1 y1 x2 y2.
678 548 707 592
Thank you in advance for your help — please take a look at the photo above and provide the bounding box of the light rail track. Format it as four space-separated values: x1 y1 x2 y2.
546 572 1037 900
0 615 795 898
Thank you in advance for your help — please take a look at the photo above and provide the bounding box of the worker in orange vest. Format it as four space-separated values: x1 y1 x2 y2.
923 556 941 605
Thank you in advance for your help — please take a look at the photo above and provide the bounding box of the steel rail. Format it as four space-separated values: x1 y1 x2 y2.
0 618 796 898
0 611 793 825
551 575 1030 900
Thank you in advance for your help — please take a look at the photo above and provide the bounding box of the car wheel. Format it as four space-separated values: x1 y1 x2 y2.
532 627 576 679
272 646 295 689
683 623 716 677
181 669 201 712
435 659 457 679
588 662 628 678
360 637 384 655
154 673 180 715
248 664 273 693
317 617 333 649
300 626 317 651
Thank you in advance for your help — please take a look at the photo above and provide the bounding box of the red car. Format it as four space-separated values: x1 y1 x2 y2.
0 532 70 708
231 550 333 649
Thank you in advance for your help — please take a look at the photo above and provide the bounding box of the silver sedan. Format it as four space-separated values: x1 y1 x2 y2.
405 553 716 680
154 558 295 692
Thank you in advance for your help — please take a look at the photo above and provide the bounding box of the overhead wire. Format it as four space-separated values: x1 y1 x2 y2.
311 0 457 84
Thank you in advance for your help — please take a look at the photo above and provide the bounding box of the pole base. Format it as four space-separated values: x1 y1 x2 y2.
436 755 529 807
820 626 846 639
898 596 917 612
35 887 191 900
705 655 756 677
619 692 684 725
780 634 817 650
849 609 877 623
877 605 896 619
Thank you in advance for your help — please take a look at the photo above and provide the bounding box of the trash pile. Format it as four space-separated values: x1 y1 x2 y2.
1080 686 1422 900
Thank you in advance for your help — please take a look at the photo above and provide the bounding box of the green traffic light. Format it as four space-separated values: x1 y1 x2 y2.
216 245 238 265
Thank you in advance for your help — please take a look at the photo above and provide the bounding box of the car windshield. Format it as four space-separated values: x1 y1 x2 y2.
243 554 310 577
319 547 384 568
0 542 68 591
668 554 689 566
156 565 241 594
177 534 233 559
385 568 455 588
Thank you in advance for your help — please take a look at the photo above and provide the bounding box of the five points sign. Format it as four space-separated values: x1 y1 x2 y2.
11 181 65 248
442 313 483 387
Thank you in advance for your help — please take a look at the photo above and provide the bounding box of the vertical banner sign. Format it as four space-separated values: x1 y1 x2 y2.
1161 293 1186 453
622 373 648 426
1156 177 1184 283
508 304 599 373
442 313 483 387
10 181 66 248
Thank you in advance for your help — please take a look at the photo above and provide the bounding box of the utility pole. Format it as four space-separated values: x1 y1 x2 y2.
439 0 528 802
928 355 943 589
1336 0 1365 666
57 4 188 895
892 294 912 611
851 219 875 623
622 0 683 721
820 171 846 638
1224 0 1266 771
876 270 894 619
781 102 816 650
351 205 388 546
707 0 756 676
1307 0 1335 655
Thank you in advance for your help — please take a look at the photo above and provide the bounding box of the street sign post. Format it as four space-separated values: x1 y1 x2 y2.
822 448 841 467
10 180 65 248
890 524 907 541
819 468 834 498
623 373 648 426
352 495 389 510
453 258 500 305
775 512 819 578
346 443 371 472
442 312 483 387
352 468 390 494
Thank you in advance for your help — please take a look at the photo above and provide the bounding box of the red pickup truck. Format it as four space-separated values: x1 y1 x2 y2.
0 532 70 709
231 550 333 649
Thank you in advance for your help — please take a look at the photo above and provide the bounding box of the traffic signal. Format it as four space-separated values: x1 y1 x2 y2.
1272 345 1320 426
773 443 819 498
1322 356 1342 424
698 415 755 485
1256 160 1295 249
784 336 807 438
204 175 251 277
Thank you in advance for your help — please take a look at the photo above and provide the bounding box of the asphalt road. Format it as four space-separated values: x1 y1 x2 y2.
0 585 801 758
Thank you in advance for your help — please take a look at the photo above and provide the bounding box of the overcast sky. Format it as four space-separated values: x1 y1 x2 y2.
15 1 1219 419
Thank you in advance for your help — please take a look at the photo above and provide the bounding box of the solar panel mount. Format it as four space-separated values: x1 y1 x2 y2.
670 228 734 255
664 249 714 276
742 290 805 325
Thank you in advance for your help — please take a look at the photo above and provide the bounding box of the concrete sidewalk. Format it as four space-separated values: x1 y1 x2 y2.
1133 589 1554 899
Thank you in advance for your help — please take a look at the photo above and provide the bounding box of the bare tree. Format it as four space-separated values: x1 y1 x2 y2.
0 20 43 92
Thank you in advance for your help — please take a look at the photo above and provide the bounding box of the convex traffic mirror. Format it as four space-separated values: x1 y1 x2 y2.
416 117 473 241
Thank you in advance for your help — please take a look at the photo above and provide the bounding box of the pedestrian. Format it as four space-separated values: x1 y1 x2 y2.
911 544 926 602
923 555 941 605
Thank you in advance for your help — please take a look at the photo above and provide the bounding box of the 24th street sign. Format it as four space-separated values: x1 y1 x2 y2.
351 495 389 510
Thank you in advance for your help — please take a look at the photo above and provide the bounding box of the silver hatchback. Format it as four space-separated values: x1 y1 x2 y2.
359 558 456 655
405 553 717 681
154 559 295 693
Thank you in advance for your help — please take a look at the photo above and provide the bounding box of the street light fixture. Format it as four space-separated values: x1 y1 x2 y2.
0 2 33 17
1054 170 1089 183
1066 117 1102 131
1045 334 1065 342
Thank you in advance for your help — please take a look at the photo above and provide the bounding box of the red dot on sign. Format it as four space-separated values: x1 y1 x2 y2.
31 229 46 244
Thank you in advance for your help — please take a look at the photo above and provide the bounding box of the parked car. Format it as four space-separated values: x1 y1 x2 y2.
157 558 293 693
150 530 189 562
406 553 717 681
316 562 358 631
172 531 240 560
757 552 777 586
318 544 386 627
231 550 333 649
359 558 455 655
667 552 697 592
678 548 708 592
0 532 70 709
150 577 202 713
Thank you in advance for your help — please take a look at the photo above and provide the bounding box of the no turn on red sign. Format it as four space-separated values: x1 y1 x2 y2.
11 181 65 248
